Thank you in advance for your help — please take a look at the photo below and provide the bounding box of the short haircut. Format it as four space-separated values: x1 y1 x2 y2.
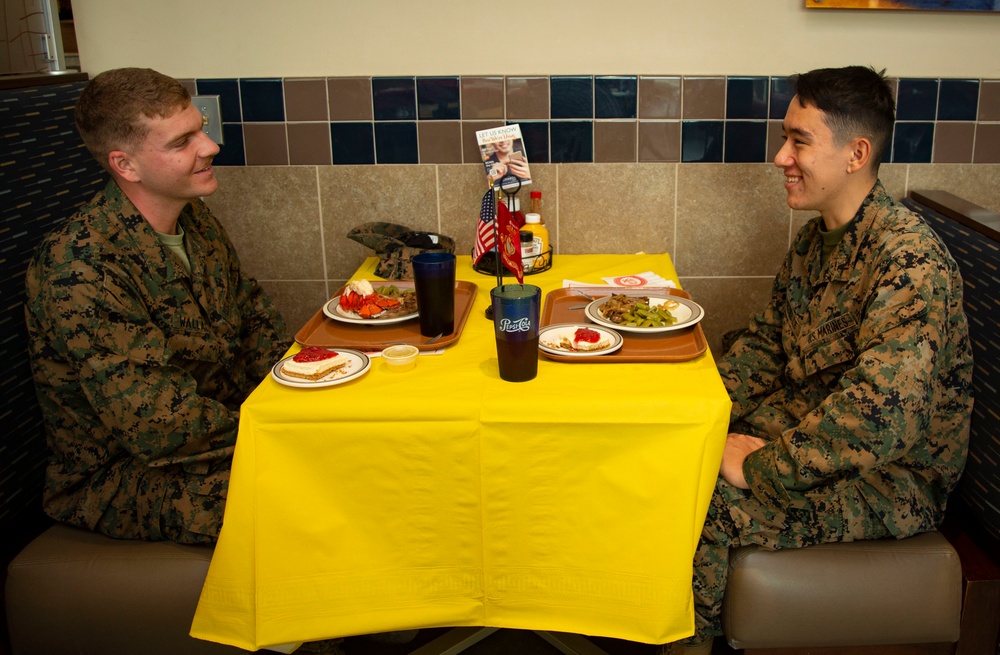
792 65 896 170
75 68 191 172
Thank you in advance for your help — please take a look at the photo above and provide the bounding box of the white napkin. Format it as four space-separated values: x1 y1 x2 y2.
562 271 676 289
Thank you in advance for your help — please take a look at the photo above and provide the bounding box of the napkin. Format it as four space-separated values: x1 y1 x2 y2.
562 271 676 288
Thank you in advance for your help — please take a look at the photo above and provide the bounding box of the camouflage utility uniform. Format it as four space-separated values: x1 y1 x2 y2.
695 181 974 640
25 181 290 544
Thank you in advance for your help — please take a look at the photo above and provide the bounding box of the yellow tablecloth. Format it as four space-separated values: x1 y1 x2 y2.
191 253 730 651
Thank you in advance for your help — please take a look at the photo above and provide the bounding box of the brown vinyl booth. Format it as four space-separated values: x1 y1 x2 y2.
721 190 1000 655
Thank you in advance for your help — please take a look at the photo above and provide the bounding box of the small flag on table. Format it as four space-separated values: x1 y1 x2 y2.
472 187 495 266
496 198 523 283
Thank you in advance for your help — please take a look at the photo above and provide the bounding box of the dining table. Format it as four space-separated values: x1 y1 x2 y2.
190 252 731 653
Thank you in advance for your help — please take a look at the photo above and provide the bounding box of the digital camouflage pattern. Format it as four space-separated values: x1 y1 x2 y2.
25 180 290 544
346 222 455 280
695 181 974 641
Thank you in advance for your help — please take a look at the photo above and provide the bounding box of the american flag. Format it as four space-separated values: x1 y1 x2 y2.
472 187 495 265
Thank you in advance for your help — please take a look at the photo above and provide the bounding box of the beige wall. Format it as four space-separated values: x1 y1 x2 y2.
73 0 1000 78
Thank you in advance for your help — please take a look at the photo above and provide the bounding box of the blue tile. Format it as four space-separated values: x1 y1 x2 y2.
239 79 284 122
417 77 460 120
770 76 795 120
724 121 767 162
372 77 416 121
374 122 418 163
596 76 637 119
331 122 375 165
518 121 550 163
682 121 724 163
938 79 980 121
892 122 934 163
727 77 769 119
550 121 593 163
196 79 241 123
213 124 245 166
551 77 593 119
896 79 939 121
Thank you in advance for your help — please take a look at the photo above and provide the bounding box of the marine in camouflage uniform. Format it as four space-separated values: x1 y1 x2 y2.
25 180 290 544
693 181 974 641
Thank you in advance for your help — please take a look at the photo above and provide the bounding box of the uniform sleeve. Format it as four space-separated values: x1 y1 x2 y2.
716 260 789 429
32 259 241 469
232 261 290 384
742 250 944 510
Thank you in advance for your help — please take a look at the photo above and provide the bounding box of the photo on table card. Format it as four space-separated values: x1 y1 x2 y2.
476 124 532 191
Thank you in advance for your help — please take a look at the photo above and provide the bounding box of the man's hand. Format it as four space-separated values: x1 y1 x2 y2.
720 432 767 489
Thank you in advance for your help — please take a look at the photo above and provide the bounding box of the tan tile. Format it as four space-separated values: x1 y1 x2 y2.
558 163 675 255
978 80 1000 121
243 123 289 166
638 76 681 119
438 164 498 257
766 120 784 163
285 78 329 122
461 76 504 119
933 122 975 163
418 121 462 163
462 120 505 164
287 123 332 165
206 167 323 280
594 122 637 163
328 77 372 121
318 165 440 279
877 163 908 204
506 76 549 120
179 79 197 96
638 121 680 162
974 123 1000 164
257 279 330 336
682 77 726 119
679 276 774 360
905 164 1000 213
676 163 790 276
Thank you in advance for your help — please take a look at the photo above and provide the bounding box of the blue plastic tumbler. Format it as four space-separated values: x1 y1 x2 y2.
490 284 541 382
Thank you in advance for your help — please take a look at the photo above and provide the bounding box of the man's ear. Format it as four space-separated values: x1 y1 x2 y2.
846 137 872 174
108 150 141 182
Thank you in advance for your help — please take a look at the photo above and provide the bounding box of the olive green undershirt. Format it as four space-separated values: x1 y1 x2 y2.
820 220 852 266
155 225 191 275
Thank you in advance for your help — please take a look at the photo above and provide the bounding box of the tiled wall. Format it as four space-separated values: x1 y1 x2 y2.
179 75 1000 167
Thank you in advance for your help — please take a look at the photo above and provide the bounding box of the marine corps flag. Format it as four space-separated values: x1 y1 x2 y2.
496 198 523 283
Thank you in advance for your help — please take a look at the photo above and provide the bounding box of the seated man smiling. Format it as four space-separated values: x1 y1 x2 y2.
25 68 290 545
663 65 974 654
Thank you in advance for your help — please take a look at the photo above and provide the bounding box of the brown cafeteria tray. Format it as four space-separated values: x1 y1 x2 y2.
294 280 478 351
540 286 708 363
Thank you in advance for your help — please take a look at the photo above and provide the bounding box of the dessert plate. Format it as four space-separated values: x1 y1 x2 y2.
324 297 418 325
585 295 704 334
538 323 623 357
270 348 371 388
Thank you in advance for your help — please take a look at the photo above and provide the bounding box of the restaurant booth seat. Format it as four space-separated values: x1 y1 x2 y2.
721 190 1000 655
4 524 249 655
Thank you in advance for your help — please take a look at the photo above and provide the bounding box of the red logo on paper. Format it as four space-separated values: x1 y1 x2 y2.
612 276 646 286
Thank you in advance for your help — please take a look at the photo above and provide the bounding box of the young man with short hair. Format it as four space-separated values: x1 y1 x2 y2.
25 68 290 544
664 65 973 654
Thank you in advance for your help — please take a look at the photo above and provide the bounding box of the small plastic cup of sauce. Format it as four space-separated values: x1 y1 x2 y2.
381 344 419 372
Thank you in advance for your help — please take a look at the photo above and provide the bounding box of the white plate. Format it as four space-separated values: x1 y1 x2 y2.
270 348 371 388
538 323 624 357
585 295 705 334
323 296 418 325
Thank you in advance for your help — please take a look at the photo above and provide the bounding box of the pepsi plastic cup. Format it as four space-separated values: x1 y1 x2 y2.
412 252 456 337
491 284 541 382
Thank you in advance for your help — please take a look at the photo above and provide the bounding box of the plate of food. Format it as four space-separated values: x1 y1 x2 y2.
585 293 704 334
270 346 371 388
323 279 419 325
538 323 623 357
